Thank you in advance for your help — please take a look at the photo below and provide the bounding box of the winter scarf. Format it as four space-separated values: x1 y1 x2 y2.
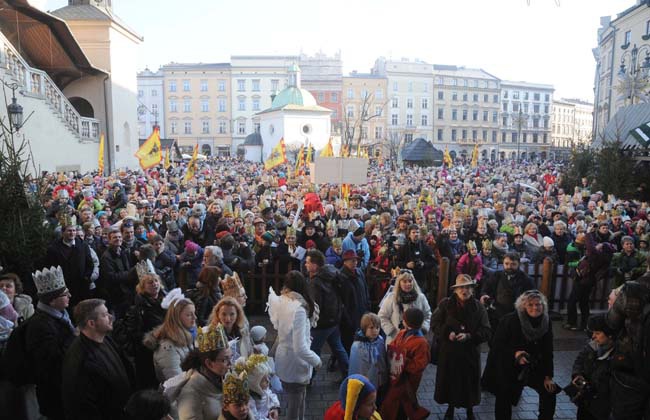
37 301 75 334
517 310 549 342
398 289 418 304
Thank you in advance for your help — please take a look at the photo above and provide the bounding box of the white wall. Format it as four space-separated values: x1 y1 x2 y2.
260 109 330 160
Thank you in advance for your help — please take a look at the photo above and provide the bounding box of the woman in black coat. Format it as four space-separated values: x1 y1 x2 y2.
185 266 222 326
431 274 491 420
481 290 558 420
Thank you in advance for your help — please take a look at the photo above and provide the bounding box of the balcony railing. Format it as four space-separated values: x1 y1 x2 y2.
1 33 100 142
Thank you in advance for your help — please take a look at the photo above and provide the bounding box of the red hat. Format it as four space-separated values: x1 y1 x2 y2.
305 240 317 249
216 230 230 240
342 250 359 261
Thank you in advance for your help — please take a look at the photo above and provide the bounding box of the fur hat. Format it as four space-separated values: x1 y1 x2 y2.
32 266 67 302
234 354 271 397
250 325 267 343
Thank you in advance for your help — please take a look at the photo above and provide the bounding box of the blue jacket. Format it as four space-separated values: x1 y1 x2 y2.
348 330 388 389
325 246 343 269
342 232 370 269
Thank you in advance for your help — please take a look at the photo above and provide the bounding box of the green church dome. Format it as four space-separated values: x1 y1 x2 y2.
271 86 318 109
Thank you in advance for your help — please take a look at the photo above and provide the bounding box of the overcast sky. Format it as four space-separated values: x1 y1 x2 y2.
42 0 636 102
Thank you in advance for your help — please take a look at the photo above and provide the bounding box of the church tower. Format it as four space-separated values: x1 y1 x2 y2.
52 0 142 171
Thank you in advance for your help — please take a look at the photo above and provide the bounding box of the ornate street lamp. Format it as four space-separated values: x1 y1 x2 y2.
6 85 23 131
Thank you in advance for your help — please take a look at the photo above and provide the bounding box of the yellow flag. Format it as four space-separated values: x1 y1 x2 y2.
443 146 453 167
164 147 171 169
294 146 305 177
184 144 199 182
471 144 479 168
135 127 162 170
264 138 287 170
305 142 312 165
320 137 334 157
98 134 105 175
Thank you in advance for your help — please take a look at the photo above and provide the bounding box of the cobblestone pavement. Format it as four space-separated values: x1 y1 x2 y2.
249 317 586 420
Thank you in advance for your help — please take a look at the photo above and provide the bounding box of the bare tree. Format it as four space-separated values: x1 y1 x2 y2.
341 92 387 156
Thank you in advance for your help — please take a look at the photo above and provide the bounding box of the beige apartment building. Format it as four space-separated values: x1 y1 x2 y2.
432 65 501 161
552 98 593 156
593 1 650 137
341 73 388 153
161 63 232 156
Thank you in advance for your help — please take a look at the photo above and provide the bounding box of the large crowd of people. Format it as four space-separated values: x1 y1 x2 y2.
0 156 649 420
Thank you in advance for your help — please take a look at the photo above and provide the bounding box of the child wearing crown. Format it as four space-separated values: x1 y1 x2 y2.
235 354 280 420
219 371 256 420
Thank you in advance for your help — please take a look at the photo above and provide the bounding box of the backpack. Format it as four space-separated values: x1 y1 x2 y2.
1 317 36 386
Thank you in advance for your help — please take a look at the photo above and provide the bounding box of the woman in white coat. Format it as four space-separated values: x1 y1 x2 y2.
378 270 432 344
268 271 321 420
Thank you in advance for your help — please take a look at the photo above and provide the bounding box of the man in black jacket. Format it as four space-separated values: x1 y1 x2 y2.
46 222 94 308
25 266 76 420
480 251 535 336
397 224 436 293
62 299 134 420
305 249 349 377
338 250 370 352
99 229 134 318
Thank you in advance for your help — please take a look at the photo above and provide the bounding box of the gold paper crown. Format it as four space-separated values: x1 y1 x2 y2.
196 323 228 353
135 259 156 281
220 272 244 298
326 219 337 231
286 226 297 237
482 239 492 250
223 201 233 217
59 213 77 228
234 354 269 376
610 209 620 217
82 175 93 186
57 173 68 183
222 371 250 405
467 240 477 250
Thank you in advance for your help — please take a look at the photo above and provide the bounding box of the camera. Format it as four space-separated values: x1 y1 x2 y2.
356 249 365 259
569 378 594 404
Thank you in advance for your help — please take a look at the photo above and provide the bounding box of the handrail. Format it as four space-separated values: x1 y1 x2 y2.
0 32 100 141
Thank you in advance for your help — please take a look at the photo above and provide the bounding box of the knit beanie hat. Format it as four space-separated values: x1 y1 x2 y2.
184 240 200 253
542 237 554 248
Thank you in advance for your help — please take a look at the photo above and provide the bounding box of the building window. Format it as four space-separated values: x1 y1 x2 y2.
393 82 398 92
254 122 260 133
252 98 260 111
347 105 354 118
472 110 478 121
524 92 529 100
513 103 519 112
421 114 428 126
218 98 226 112
391 114 398 125
533 133 539 143
438 108 444 120
472 130 477 141
423 82 429 92
138 89 143 97
502 132 507 143
452 92 458 101
170 121 177 134
392 97 398 108
492 111 498 123
452 129 457 141
361 127 368 139
184 121 191 134
625 30 632 46
438 91 444 100
238 121 246 134
473 93 479 102
503 116 508 126
202 120 210 134
482 130 487 141
201 100 209 112
170 100 177 113
318 92 324 102
483 110 488 121
462 79 468 87
237 79 245 91
492 130 497 143
524 103 529 113
533 117 539 128
545 93 550 102
437 128 443 141
503 102 508 112
375 126 383 139
347 88 354 99
513 91 520 100
151 104 158 115
421 98 428 109
533 92 540 101
523 133 527 143
462 109 468 121
238 98 245 111
374 89 383 100
169 81 177 92
151 89 158 97
252 79 260 92
183 100 191 112
544 104 549 114
452 109 458 120
503 90 509 99
451 78 458 86
435 77 443 85
512 132 517 143
331 92 338 102
543 133 548 143
408 82 413 92
543 119 549 129
183 80 190 92
218 80 226 92
463 93 468 102
407 98 413 108
405 133 413 142
462 129 467 140
219 121 227 134
406 114 413 126
200 80 208 92
493 94 498 103
361 89 369 99
647 20 650 36
375 106 382 116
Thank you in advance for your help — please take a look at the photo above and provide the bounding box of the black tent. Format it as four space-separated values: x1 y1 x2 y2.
401 138 443 166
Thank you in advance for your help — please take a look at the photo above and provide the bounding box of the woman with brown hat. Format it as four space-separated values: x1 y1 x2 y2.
431 274 491 420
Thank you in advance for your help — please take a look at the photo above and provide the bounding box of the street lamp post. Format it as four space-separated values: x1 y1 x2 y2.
618 43 650 103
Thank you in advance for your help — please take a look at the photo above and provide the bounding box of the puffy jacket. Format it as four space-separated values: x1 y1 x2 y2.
378 291 431 344
268 289 321 385
142 331 193 383
309 265 343 329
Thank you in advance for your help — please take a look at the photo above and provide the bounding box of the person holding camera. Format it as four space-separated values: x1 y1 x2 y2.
342 223 370 271
569 314 615 420
396 224 436 293
482 290 558 420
